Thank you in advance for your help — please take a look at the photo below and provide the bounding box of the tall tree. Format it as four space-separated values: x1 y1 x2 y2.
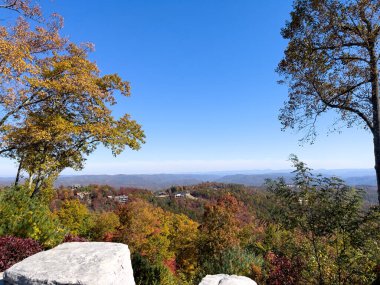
116 199 173 264
2 43 145 196
198 194 241 262
0 1 145 195
277 0 380 204
267 156 380 284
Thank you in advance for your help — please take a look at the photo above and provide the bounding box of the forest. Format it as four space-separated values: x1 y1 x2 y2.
1 156 379 284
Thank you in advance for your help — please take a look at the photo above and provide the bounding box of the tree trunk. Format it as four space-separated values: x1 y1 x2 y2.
28 174 34 190
30 172 42 198
374 136 380 205
30 182 40 198
14 157 23 187
373 97 380 205
369 41 380 205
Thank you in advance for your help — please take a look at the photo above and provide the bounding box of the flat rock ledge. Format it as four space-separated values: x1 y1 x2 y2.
199 274 257 285
3 242 135 285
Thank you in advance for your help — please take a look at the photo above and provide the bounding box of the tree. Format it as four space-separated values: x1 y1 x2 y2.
197 195 242 269
277 0 380 204
88 212 120 241
116 199 172 263
266 156 380 284
168 213 199 279
0 1 145 196
56 199 93 237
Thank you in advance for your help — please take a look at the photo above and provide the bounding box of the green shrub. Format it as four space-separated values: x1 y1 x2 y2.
0 186 64 248
132 253 177 285
196 247 263 283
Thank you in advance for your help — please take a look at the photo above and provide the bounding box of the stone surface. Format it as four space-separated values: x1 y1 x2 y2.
3 242 135 285
199 274 257 285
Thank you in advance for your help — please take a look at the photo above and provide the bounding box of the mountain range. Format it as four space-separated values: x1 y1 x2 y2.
0 169 376 190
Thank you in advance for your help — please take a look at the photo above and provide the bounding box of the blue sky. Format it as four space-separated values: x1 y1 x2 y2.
0 0 374 175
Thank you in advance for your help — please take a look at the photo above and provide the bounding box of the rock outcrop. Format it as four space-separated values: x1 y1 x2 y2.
199 274 257 285
3 242 135 285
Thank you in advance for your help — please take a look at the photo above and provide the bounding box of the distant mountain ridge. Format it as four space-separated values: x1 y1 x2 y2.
0 169 376 190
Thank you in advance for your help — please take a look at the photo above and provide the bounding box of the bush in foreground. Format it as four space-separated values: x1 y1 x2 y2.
0 186 64 248
0 236 43 271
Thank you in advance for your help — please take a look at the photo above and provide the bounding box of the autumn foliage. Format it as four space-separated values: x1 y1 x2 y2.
265 252 302 285
0 0 145 197
0 1 379 285
1 175 379 284
0 236 42 271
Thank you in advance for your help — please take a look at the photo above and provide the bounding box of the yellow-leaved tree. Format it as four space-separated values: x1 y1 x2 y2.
0 1 145 196
116 199 172 263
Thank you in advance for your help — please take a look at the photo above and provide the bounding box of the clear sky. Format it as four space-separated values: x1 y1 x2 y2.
0 0 375 175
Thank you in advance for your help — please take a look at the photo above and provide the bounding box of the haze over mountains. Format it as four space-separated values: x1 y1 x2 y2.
0 169 376 190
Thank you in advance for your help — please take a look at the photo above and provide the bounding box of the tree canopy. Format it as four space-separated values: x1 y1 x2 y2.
277 0 380 203
0 0 145 195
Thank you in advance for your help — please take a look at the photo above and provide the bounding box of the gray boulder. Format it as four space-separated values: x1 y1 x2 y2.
4 242 135 285
199 274 257 285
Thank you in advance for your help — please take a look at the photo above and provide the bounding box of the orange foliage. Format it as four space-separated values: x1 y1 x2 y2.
116 199 172 263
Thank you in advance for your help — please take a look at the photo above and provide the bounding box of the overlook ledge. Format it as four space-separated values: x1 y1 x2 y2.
3 242 135 285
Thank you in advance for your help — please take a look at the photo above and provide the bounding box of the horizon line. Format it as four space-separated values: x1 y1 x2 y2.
0 167 376 178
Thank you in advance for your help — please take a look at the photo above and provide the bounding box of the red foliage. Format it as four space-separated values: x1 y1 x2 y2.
0 236 43 271
266 252 302 285
103 232 114 242
63 234 88 242
164 257 177 274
